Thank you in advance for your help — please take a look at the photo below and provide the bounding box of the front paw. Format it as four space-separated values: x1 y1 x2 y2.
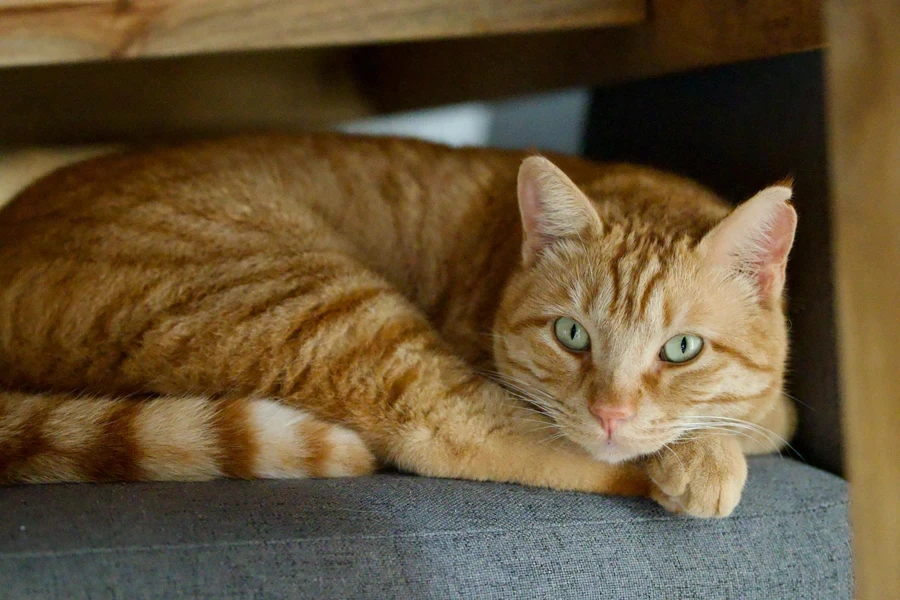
645 436 747 518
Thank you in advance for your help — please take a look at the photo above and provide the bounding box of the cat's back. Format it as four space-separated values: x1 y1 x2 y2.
0 133 730 268
0 134 518 257
0 133 732 383
0 133 518 223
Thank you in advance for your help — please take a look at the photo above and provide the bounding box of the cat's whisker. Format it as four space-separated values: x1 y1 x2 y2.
521 425 566 438
512 415 557 425
535 430 570 447
505 389 565 418
661 442 686 471
677 425 780 454
504 395 570 431
677 430 784 456
524 423 564 433
782 391 816 412
481 373 546 400
513 417 561 431
673 416 801 459
502 383 560 408
481 369 558 401
478 370 568 421
510 404 560 419
695 416 802 459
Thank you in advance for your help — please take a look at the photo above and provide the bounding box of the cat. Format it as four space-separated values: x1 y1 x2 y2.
0 133 797 518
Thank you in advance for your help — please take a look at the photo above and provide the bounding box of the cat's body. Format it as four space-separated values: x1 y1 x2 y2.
0 134 797 517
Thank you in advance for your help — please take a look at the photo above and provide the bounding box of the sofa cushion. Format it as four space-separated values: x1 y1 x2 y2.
0 456 851 599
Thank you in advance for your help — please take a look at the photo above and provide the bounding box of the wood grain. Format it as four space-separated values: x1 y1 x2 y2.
359 0 823 112
825 1 900 598
0 0 645 67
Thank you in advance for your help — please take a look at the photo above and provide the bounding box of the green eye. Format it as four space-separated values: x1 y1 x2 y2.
660 334 704 363
554 317 591 352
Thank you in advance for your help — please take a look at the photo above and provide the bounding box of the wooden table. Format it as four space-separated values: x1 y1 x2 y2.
825 3 900 598
0 0 821 143
0 1 896 597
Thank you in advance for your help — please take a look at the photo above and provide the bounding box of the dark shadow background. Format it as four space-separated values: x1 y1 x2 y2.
584 51 842 475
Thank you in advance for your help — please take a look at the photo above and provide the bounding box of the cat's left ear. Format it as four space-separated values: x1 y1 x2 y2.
517 156 603 266
700 185 798 306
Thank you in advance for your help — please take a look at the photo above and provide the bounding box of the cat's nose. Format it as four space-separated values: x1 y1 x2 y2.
589 405 634 437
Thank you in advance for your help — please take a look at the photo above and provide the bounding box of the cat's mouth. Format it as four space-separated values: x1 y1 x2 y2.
574 426 672 464
588 443 644 464
579 434 651 464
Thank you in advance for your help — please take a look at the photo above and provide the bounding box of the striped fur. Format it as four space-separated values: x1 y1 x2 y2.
0 134 797 517
0 393 375 483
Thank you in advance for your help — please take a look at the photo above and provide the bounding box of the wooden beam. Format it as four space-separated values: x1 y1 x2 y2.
825 1 900 598
0 0 825 146
357 0 824 112
0 48 375 145
0 0 645 67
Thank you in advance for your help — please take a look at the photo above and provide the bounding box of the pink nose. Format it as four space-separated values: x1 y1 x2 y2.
589 406 634 437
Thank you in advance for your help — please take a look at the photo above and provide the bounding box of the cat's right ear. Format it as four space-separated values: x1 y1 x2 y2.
517 157 603 266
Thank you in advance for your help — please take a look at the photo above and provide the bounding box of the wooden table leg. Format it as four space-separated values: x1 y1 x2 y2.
825 2 900 598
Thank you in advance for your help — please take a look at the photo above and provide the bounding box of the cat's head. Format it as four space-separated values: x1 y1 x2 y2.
493 157 797 463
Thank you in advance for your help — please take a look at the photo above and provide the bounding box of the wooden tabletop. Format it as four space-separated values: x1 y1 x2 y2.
0 0 645 67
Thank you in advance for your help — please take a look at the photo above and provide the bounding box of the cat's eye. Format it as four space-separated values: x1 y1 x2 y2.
660 334 704 363
554 317 591 352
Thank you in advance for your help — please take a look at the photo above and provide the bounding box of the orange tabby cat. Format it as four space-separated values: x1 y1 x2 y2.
0 134 797 518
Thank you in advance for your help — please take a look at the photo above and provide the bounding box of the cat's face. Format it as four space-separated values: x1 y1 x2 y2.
493 158 796 464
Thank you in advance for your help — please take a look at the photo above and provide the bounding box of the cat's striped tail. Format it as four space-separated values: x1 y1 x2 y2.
0 392 377 483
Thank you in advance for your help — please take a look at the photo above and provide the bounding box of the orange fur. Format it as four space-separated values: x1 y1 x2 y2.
0 134 797 517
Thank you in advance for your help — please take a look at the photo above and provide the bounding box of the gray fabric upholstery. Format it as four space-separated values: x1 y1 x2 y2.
0 456 850 599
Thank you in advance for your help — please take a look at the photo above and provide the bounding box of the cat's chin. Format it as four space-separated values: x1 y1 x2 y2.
585 443 646 464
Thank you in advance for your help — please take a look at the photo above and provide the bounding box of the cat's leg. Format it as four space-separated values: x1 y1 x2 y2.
643 399 796 518
643 436 747 518
376 380 650 496
94 252 651 496
0 391 376 483
283 305 651 495
641 394 797 517
641 400 797 517
0 245 649 494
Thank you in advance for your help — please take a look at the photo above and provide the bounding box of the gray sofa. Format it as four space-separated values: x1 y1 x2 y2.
0 455 850 599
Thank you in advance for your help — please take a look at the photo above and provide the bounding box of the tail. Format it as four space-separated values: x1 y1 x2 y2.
0 392 377 483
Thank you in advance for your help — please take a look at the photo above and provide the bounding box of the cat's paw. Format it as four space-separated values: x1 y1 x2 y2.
645 436 747 518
